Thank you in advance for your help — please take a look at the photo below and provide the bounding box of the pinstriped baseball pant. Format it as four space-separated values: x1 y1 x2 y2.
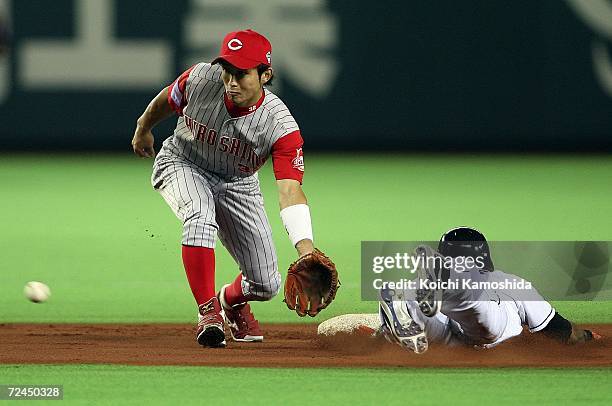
151 157 280 300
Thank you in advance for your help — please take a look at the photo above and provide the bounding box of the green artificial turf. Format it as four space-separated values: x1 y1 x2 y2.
0 364 610 405
0 154 611 323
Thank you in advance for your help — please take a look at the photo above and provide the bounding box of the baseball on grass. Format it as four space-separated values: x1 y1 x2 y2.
24 281 51 303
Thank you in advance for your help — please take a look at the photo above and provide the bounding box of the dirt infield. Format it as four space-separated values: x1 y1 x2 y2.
0 323 610 368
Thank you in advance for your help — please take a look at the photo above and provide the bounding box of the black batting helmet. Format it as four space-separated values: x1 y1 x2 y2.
438 227 494 271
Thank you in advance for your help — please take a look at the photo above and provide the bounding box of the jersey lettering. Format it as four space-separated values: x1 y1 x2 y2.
206 129 217 145
163 63 302 180
196 124 208 142
229 138 240 156
219 136 230 153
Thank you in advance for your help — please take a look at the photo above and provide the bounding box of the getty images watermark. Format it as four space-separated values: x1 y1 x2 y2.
370 247 532 291
361 241 612 301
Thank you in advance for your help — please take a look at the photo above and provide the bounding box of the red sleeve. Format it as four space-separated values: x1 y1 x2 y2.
271 130 304 183
167 65 196 116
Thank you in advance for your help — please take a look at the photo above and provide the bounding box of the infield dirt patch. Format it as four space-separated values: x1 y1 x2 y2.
0 323 610 368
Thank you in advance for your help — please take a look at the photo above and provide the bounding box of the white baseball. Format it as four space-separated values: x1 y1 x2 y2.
24 281 51 303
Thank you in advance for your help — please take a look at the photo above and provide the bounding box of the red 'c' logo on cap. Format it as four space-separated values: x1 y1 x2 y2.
227 38 243 51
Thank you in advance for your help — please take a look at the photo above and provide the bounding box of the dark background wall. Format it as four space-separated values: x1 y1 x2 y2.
1 0 611 151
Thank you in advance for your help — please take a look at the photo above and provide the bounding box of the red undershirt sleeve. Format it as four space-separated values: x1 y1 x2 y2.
271 130 304 183
167 65 196 116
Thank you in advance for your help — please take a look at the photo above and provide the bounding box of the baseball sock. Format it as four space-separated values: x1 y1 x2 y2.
181 245 216 306
223 273 248 308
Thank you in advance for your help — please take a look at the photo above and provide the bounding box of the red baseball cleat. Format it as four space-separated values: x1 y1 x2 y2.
196 297 226 348
218 285 264 342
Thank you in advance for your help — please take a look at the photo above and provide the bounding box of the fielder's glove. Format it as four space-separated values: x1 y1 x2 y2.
284 248 340 317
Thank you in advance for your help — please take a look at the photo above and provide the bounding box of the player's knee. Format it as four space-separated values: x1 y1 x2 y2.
267 273 282 298
247 271 281 301
255 285 280 301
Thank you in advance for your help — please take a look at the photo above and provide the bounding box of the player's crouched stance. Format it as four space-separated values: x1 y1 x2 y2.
379 227 601 354
131 29 331 348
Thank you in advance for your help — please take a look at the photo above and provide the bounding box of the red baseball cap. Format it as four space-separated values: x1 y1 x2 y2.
212 29 272 70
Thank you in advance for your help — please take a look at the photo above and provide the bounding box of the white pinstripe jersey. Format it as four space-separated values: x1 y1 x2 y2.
160 63 304 182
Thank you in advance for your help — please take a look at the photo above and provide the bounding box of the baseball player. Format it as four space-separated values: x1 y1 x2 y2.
131 29 315 348
379 227 601 353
